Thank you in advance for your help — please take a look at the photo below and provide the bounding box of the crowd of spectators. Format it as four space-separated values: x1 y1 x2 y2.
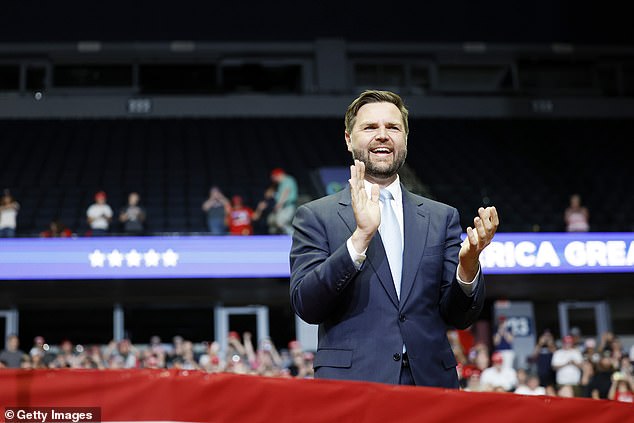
201 168 298 237
3 327 633 403
0 332 314 380
2 167 299 238
450 328 633 403
0 189 20 237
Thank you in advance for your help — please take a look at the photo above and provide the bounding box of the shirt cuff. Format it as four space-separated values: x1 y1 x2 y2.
347 237 367 270
456 266 480 297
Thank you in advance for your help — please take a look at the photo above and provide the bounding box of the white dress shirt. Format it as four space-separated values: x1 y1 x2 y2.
346 176 479 295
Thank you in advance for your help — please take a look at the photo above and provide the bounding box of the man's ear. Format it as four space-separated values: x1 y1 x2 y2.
345 131 352 152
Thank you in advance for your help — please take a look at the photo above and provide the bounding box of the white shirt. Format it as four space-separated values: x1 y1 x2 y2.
87 203 113 230
514 385 546 396
551 347 583 385
480 365 518 391
346 176 479 296
0 205 18 229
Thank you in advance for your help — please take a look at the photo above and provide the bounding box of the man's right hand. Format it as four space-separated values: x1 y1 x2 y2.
349 160 380 253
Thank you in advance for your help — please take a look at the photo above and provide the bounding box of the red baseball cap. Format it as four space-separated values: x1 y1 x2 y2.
271 168 285 178
463 367 481 378
95 191 107 200
491 352 504 364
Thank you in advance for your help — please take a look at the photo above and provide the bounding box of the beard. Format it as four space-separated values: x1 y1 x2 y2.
351 145 407 179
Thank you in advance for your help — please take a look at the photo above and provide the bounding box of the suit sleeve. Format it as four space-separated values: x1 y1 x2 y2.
438 207 486 329
289 204 360 324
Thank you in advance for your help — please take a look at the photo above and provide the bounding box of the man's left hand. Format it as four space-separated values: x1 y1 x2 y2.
458 206 499 281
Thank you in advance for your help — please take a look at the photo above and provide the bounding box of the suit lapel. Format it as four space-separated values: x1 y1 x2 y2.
399 187 429 309
337 188 399 308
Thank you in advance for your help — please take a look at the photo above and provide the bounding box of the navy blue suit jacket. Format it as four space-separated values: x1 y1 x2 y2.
289 185 485 387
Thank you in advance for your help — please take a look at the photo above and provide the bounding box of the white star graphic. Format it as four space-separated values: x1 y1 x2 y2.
144 249 161 267
125 249 142 267
107 249 124 267
89 250 106 267
161 249 179 267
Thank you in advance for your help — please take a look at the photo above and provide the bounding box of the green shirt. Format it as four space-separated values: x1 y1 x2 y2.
275 175 298 208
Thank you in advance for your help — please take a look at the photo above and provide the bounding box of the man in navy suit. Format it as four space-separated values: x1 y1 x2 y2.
290 90 499 387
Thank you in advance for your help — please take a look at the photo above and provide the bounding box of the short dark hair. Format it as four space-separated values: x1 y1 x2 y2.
345 90 409 135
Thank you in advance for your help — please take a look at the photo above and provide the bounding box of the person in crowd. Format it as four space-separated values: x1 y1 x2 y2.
0 189 20 237
103 338 138 368
529 329 557 387
582 337 600 364
0 334 26 368
29 335 47 357
252 335 284 377
455 327 476 363
51 339 83 368
619 356 633 382
86 345 107 369
286 340 312 378
569 326 583 350
608 373 634 402
544 384 557 396
225 331 248 366
447 329 468 366
20 354 33 369
557 384 575 397
40 218 72 237
86 191 113 236
462 367 484 392
148 335 164 353
268 168 298 235
165 335 185 367
598 331 627 371
586 354 616 399
480 351 518 392
469 342 491 372
141 337 166 369
171 339 199 370
564 193 590 232
227 195 255 235
599 331 616 353
223 332 251 375
198 341 223 372
493 316 515 369
289 90 498 387
580 358 595 394
252 185 276 235
119 191 146 235
514 373 546 395
142 353 162 369
551 335 584 394
608 337 625 364
202 186 230 235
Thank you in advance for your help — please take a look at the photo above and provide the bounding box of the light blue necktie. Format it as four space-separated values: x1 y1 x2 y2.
380 189 403 300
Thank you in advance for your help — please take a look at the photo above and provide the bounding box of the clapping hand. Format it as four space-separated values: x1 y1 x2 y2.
458 206 499 281
349 160 380 252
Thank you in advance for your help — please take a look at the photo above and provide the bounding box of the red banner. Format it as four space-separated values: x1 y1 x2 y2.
0 370 631 423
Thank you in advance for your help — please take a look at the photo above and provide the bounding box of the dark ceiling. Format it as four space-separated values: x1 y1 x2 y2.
2 1 633 44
